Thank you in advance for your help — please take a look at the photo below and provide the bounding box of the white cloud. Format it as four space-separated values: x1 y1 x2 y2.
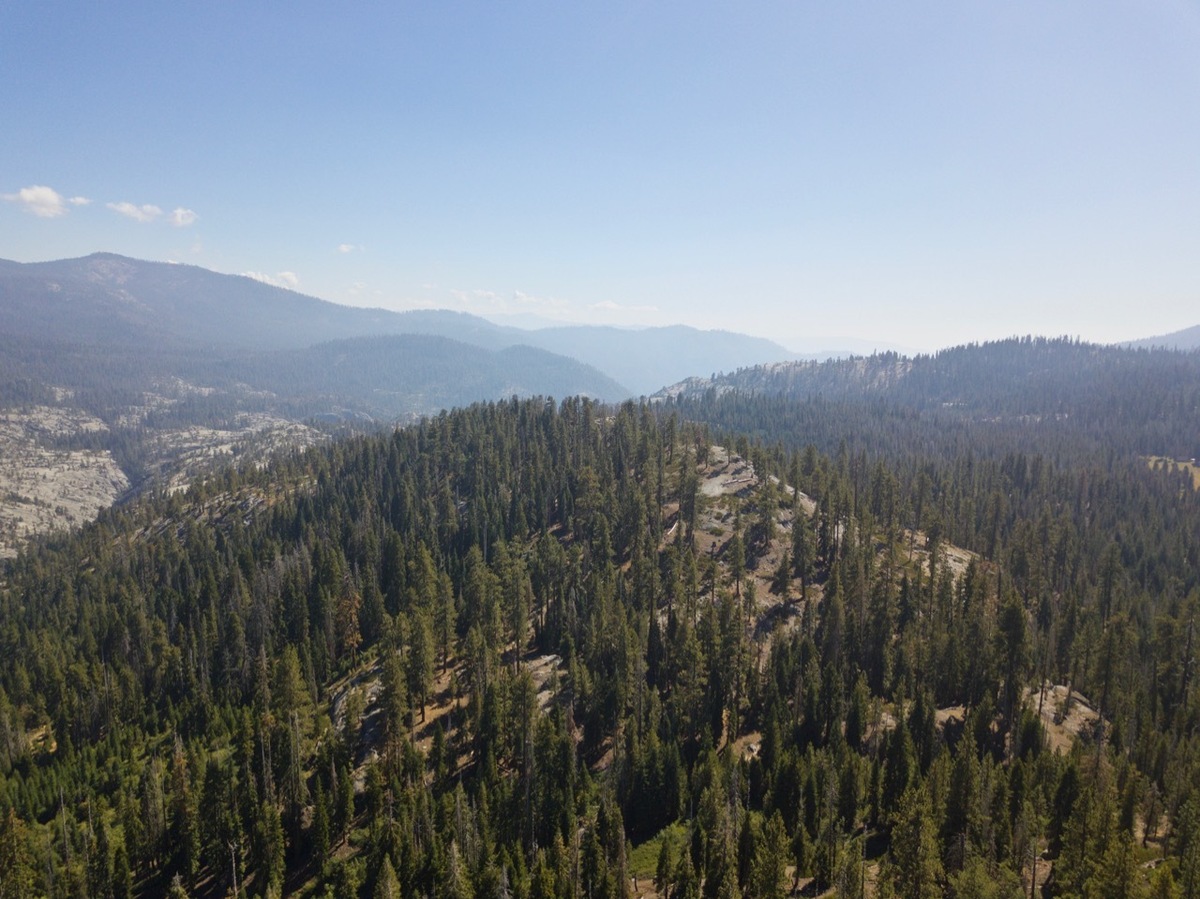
108 201 163 223
3 184 69 218
440 287 576 321
448 288 498 310
168 207 197 227
68 196 91 207
336 243 361 254
242 270 301 290
591 299 659 314
514 290 569 311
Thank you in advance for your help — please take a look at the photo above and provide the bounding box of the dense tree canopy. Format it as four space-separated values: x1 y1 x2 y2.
1 363 1198 896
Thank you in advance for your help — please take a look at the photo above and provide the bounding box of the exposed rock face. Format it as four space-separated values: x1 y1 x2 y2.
0 406 129 558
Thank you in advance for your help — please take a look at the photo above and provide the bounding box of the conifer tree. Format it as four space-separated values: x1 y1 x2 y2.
889 786 944 899
0 807 36 899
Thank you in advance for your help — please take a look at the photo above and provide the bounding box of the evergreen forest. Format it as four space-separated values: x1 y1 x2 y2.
2 340 1200 898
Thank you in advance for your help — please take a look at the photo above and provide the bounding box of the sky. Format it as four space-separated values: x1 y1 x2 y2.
3 1 1199 353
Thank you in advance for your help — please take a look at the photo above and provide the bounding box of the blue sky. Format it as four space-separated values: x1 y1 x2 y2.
3 1 1199 352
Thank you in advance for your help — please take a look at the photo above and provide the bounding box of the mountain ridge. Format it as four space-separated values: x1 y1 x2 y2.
0 253 798 392
1125 322 1200 351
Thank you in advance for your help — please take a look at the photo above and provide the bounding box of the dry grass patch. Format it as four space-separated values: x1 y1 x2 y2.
1146 455 1200 490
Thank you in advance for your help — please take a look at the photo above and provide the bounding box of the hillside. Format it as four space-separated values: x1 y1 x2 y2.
1 395 1197 898
0 254 482 352
1126 322 1200 351
514 324 796 397
0 253 796 555
659 337 1200 462
244 334 631 417
0 255 632 554
0 329 627 556
0 252 627 412
0 253 794 393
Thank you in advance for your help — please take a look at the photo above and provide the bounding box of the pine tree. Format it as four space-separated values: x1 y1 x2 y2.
750 812 789 899
375 855 402 899
169 736 200 884
656 833 676 898
408 608 435 723
889 787 944 899
0 808 36 899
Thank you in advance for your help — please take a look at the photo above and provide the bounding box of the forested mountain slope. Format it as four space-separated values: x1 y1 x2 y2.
1126 323 1200 351
1 395 1198 897
660 337 1200 462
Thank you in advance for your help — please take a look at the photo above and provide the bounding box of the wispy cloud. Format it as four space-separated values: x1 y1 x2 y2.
169 207 197 227
448 288 502 310
514 290 569 311
336 243 362 254
346 280 383 299
108 201 163 223
243 270 301 290
444 288 572 319
107 201 197 227
591 299 660 314
3 185 198 230
3 184 72 218
396 287 662 328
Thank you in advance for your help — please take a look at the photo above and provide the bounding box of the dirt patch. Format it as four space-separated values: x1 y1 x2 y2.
526 652 565 711
730 731 763 761
1026 683 1100 754
1146 456 1200 490
902 529 980 579
936 706 966 728
330 646 569 790
699 454 757 499
941 543 978 578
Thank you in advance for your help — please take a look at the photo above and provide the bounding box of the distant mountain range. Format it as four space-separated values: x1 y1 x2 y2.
656 336 1200 463
1125 323 1200 351
657 336 1200 477
658 336 1200 409
0 253 796 398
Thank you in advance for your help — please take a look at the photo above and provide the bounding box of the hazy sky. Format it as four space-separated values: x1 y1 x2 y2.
3 2 1198 352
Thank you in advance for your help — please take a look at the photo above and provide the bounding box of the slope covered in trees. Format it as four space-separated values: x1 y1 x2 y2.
0 252 798 554
661 337 1200 459
0 391 1198 898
